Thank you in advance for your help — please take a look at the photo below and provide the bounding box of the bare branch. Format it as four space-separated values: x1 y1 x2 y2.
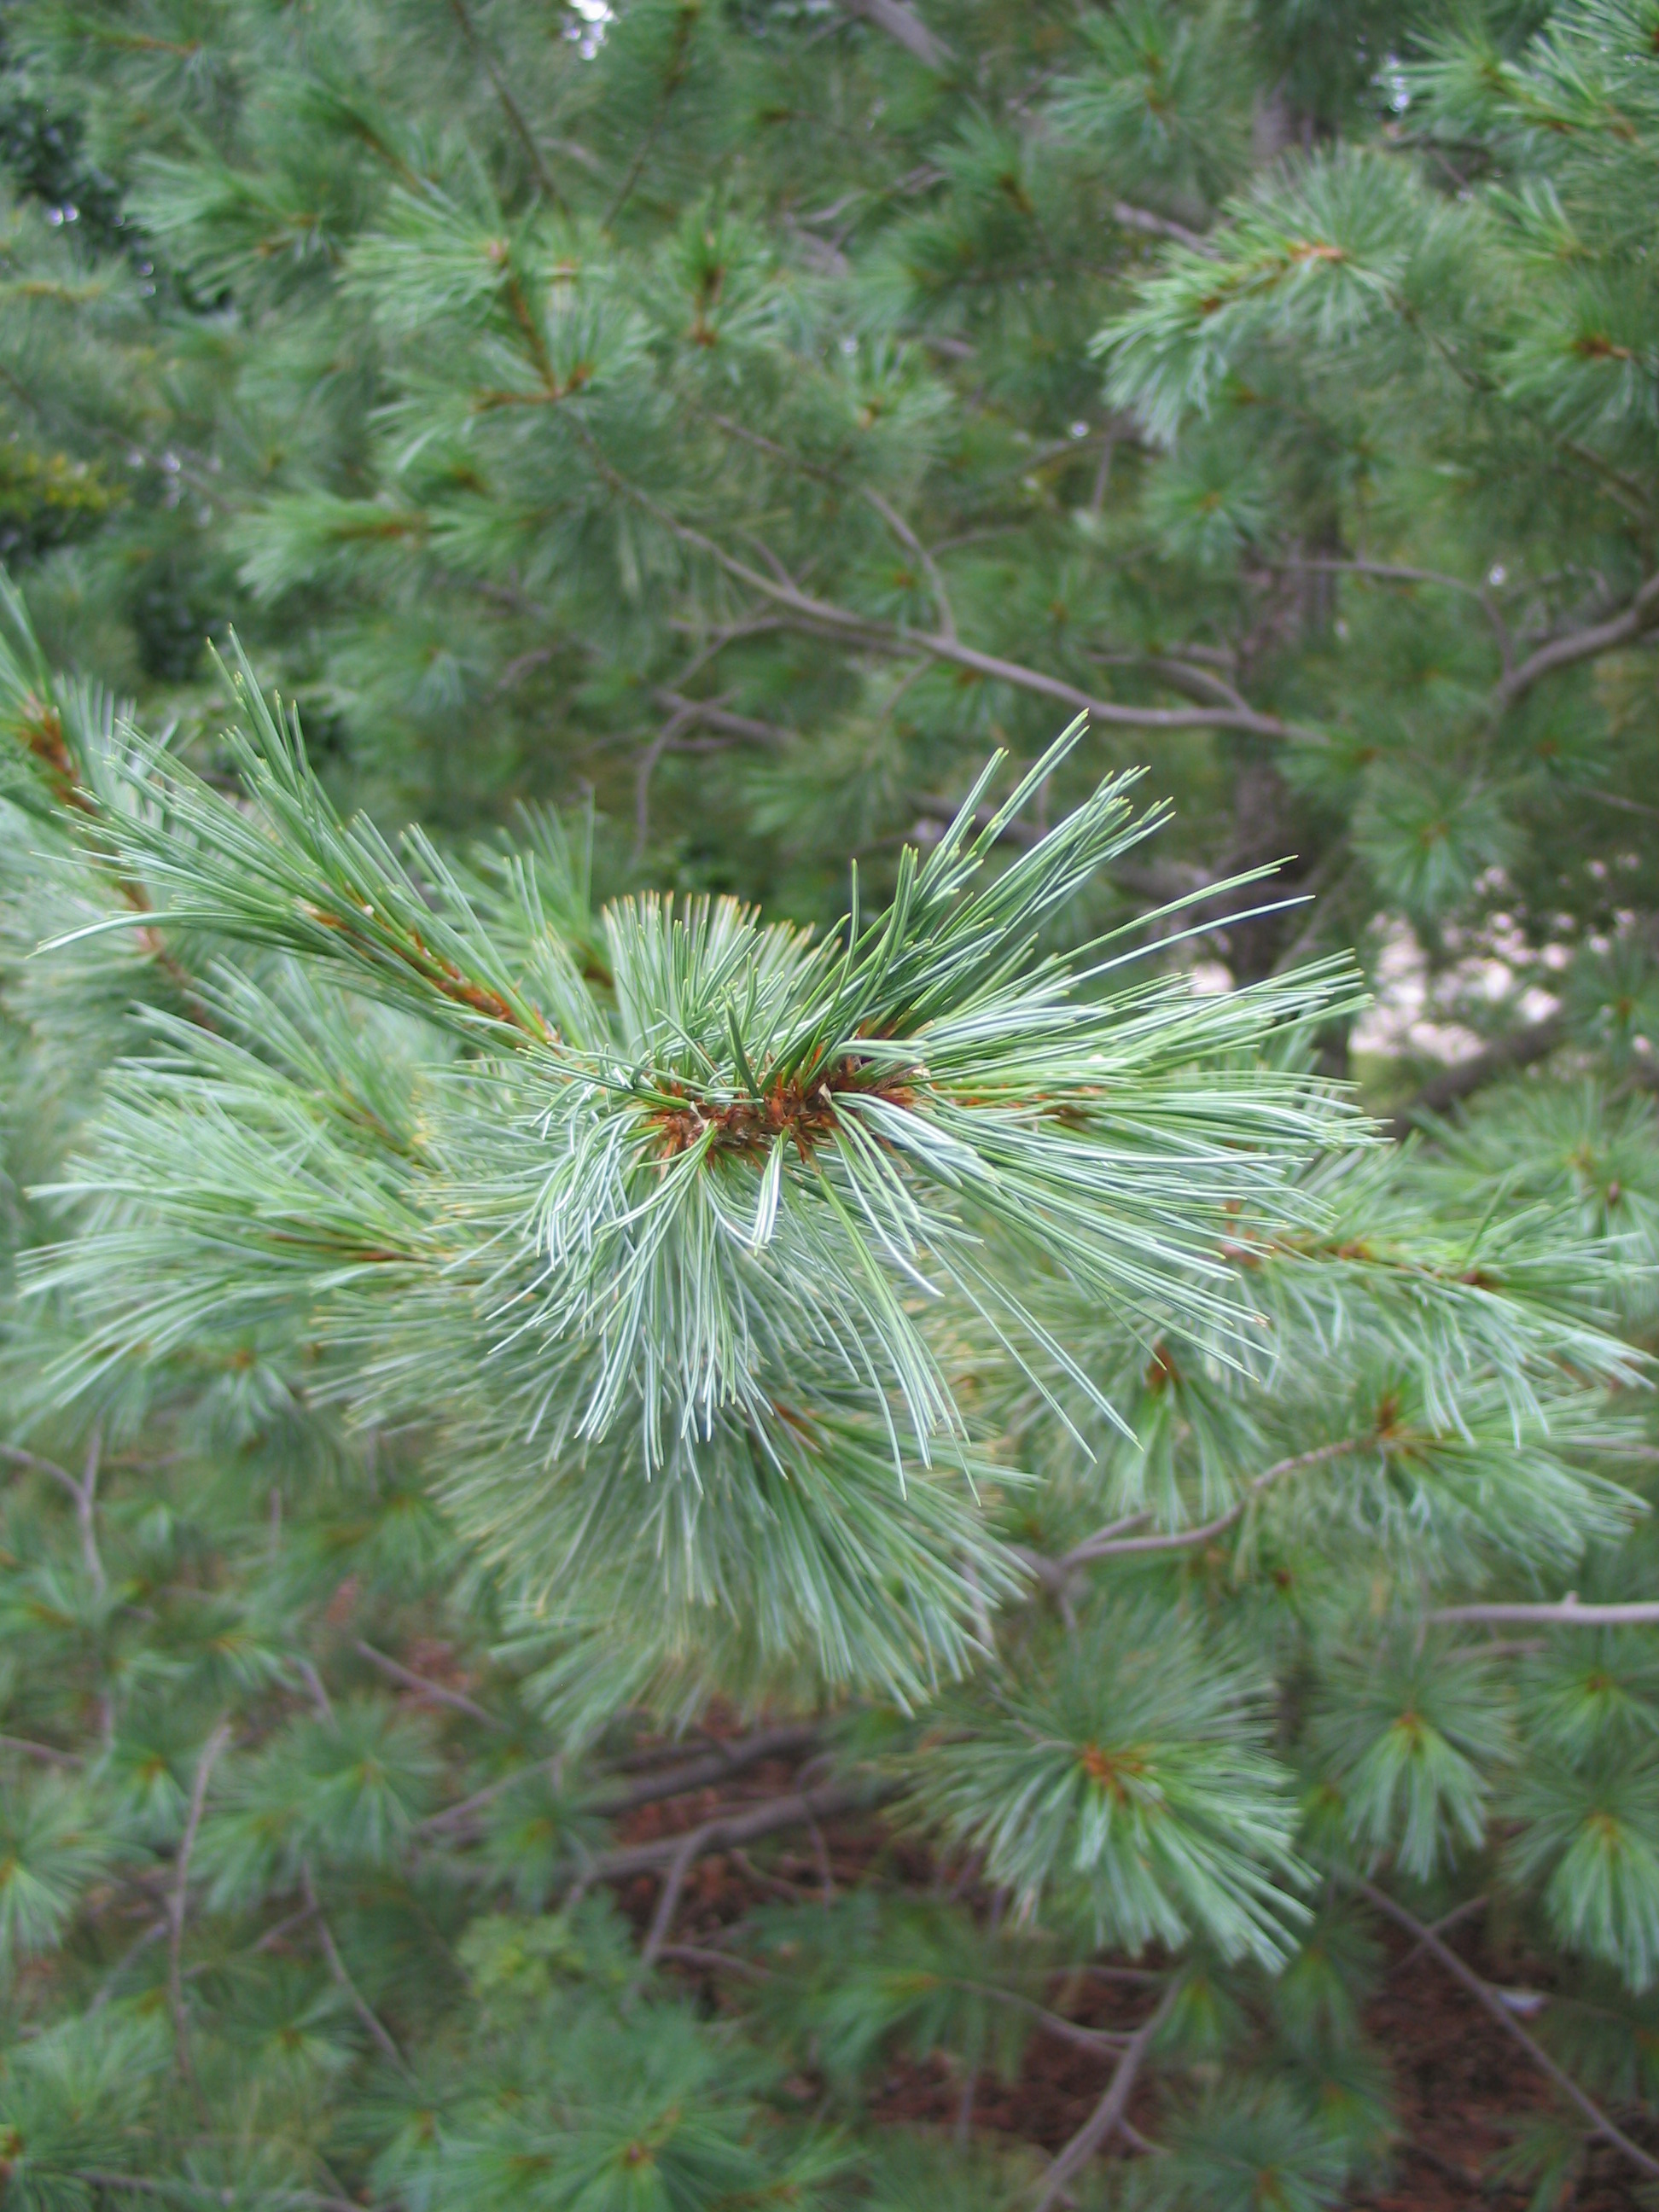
1 1441 83 1499
863 486 958 640
604 3 698 226
835 0 954 72
1287 554 1514 676
1388 1011 1567 1139
6 1431 109 1594
77 1425 107 1598
588 1778 893 1887
569 427 1330 746
668 515 1327 742
445 0 562 207
1354 1877 1659 2181
952 1982 1128 2054
656 1941 770 1978
702 405 959 640
292 1655 335 1723
355 1639 505 1730
650 689 795 747
1112 202 1218 256
0 1732 84 1767
640 1827 701 1970
1430 1598 1659 1628
77 2177 355 2212
1033 1981 1178 2209
592 1724 820 1817
1392 1894 1488 1972
1494 568 1659 711
418 1723 820 1836
1036 1436 1374 1585
300 1862 413 2076
89 1918 167 2012
168 1720 233 2103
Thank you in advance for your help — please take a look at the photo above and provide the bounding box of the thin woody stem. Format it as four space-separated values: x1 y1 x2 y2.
1429 1598 1659 1627
1354 1877 1659 2181
168 1721 233 2106
1032 1980 1178 2209
300 1861 414 2077
1032 1436 1373 1588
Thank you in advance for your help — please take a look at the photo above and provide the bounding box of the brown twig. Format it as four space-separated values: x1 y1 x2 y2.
1031 1436 1372 1589
573 431 1332 748
1112 202 1218 255
354 1639 504 1729
1355 1877 1659 2180
1033 1981 1178 2209
167 1720 233 2105
835 0 954 71
586 1778 892 1888
639 1828 702 1970
1429 1598 1659 1628
593 1724 821 1816
1493 568 1659 711
300 1861 413 2076
3 1435 105 1594
445 0 562 206
0 1732 85 1767
1388 1011 1567 1139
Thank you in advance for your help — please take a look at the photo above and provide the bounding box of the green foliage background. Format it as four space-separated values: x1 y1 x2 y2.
2 1 1659 2206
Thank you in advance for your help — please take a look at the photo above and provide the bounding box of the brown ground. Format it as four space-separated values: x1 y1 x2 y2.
607 1743 1650 2209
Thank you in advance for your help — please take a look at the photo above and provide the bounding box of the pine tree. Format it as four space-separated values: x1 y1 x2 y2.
3 3 1659 2208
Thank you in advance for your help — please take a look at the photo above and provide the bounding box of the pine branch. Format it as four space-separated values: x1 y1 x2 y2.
46 644 563 1045
1353 1878 1659 2182
1 1441 83 1498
